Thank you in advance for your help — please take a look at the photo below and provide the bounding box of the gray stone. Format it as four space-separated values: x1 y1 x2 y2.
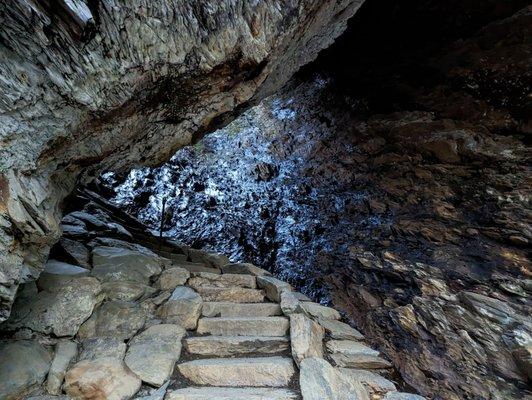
58 238 90 268
327 340 392 368
184 335 289 356
78 300 147 340
5 277 101 337
197 317 289 336
340 369 397 393
317 318 364 340
78 337 127 361
36 260 90 292
102 281 156 302
256 276 291 302
299 358 369 400
294 292 312 301
46 340 78 395
64 357 141 400
178 357 295 387
202 302 282 317
194 286 265 303
290 314 324 366
281 290 303 315
125 324 185 386
383 393 426 400
166 387 298 400
158 267 190 290
157 286 202 329
91 246 162 284
188 272 256 289
221 263 272 276
188 250 230 269
134 381 169 400
0 340 52 399
302 302 341 320
173 261 221 275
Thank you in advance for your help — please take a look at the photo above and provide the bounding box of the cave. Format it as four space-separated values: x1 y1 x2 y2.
0 1 530 399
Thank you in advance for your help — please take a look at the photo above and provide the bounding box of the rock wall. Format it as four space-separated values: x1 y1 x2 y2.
102 2 531 399
0 0 365 320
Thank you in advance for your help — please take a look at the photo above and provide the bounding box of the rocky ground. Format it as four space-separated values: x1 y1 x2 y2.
101 2 532 399
0 191 423 400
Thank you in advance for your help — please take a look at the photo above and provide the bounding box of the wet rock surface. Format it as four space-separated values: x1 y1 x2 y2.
102 2 531 399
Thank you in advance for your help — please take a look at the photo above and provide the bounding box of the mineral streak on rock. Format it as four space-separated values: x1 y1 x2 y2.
0 0 365 321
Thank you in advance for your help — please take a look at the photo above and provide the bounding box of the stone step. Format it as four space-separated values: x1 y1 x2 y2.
202 302 282 317
166 387 298 400
188 272 256 289
194 286 265 303
184 335 289 356
197 317 289 336
174 262 221 275
177 357 295 387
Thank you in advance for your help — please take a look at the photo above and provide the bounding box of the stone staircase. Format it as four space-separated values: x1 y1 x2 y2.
0 192 426 400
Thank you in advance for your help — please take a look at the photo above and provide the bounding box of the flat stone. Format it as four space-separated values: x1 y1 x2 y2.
102 281 156 302
78 300 147 340
78 337 127 361
158 267 190 290
327 340 391 368
221 263 272 276
173 261 221 274
294 292 311 301
64 357 141 400
194 286 265 303
340 368 397 393
0 340 52 399
256 276 291 302
178 357 295 387
281 290 303 315
317 318 364 340
202 302 282 317
91 246 162 284
166 387 298 400
46 340 77 395
58 238 90 268
5 277 101 337
188 250 230 269
184 335 289 356
157 286 202 329
302 302 341 320
197 317 289 336
37 260 90 292
383 393 426 400
290 314 324 366
188 272 256 289
125 324 185 386
327 340 378 356
299 357 369 400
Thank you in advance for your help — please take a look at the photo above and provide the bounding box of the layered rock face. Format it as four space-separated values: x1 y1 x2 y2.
0 0 365 320
103 2 531 399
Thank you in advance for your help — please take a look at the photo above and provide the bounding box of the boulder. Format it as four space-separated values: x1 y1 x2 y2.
77 300 147 340
158 267 190 290
102 281 156 302
301 302 341 320
124 324 185 386
0 340 52 400
157 286 202 329
78 338 127 361
91 246 162 284
256 276 291 302
299 357 369 400
46 340 78 395
5 277 101 337
64 357 141 400
36 260 90 292
281 290 303 315
221 263 272 276
290 314 325 366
